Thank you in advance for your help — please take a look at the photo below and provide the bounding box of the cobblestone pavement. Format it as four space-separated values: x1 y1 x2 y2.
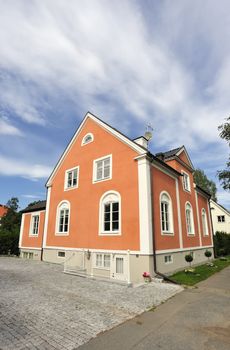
0 257 182 350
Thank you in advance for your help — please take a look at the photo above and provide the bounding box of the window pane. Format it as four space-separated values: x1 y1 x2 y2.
104 204 110 213
104 212 110 221
104 222 110 231
112 221 119 230
116 257 124 274
112 202 119 211
104 254 110 268
112 212 118 221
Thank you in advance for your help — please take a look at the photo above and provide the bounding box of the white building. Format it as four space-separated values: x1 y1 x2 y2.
210 200 230 234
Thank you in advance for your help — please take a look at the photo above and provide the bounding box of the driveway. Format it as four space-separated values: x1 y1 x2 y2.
0 257 181 350
79 266 230 350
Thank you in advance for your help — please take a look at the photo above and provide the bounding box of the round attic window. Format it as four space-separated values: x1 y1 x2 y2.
81 133 94 146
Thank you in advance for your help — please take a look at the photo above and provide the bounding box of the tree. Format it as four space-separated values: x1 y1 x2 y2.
218 117 230 190
204 250 212 261
194 169 217 201
185 254 193 267
0 197 21 255
27 200 43 207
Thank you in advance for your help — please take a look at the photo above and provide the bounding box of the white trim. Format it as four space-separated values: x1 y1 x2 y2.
81 132 94 146
185 201 195 235
55 200 71 235
19 213 25 248
20 247 42 251
99 190 121 236
164 254 173 264
64 166 79 191
207 202 214 247
156 245 214 254
210 199 230 216
175 179 183 249
46 112 145 186
43 246 141 254
43 187 51 248
159 191 174 235
29 211 40 236
176 146 194 169
94 253 111 270
93 154 112 184
195 191 202 246
137 157 153 254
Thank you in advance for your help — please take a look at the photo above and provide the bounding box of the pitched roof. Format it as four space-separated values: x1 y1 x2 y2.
156 147 183 160
21 200 46 213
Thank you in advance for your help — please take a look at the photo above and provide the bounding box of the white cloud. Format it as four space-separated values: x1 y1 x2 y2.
0 156 52 180
0 116 23 136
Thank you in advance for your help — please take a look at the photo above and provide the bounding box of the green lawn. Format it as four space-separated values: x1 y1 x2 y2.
170 257 230 286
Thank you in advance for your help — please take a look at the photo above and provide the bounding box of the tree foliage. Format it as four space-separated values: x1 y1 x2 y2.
218 117 230 190
0 197 21 255
214 231 230 257
194 169 217 201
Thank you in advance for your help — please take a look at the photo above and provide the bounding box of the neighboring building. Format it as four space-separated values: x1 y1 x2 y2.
0 204 8 226
19 112 214 284
210 199 230 234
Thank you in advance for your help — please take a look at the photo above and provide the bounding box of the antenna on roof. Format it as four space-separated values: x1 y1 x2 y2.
144 124 153 142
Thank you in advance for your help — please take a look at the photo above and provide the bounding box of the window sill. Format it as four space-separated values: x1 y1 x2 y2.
29 234 39 237
99 232 121 236
64 186 78 191
55 232 69 236
93 266 110 270
161 231 174 236
93 177 112 184
187 233 195 236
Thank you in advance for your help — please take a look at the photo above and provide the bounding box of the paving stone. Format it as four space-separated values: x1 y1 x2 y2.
0 257 182 349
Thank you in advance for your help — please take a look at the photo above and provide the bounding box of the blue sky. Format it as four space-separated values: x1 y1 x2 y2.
0 0 229 210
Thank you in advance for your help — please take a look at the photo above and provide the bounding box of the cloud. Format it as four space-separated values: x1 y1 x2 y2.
0 156 52 180
0 115 23 136
21 194 42 199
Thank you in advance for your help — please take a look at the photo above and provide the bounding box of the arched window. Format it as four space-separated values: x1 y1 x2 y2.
185 202 195 235
81 133 94 146
99 192 121 234
160 192 173 234
202 208 209 236
56 201 70 234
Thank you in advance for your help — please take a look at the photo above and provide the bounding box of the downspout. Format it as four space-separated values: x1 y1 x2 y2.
149 161 179 285
208 200 216 258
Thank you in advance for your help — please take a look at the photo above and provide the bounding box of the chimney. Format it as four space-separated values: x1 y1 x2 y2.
133 136 148 149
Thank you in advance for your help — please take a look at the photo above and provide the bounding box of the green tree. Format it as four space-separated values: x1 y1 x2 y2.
0 197 21 255
218 117 230 190
194 169 217 201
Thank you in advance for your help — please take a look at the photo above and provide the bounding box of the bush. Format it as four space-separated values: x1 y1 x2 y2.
185 254 193 266
204 250 212 260
0 231 19 256
214 231 230 257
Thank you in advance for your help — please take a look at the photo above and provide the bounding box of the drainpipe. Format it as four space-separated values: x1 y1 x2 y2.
209 200 216 258
149 160 179 285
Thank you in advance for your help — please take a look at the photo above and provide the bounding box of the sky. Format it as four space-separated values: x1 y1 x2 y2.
0 0 229 210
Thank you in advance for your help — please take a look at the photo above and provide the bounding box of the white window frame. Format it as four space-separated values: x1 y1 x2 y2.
29 212 40 236
99 191 121 236
93 154 112 183
55 201 70 235
160 191 174 235
81 132 94 146
182 171 191 192
217 215 225 223
95 253 111 270
185 202 195 235
64 166 79 191
164 255 173 264
201 208 209 236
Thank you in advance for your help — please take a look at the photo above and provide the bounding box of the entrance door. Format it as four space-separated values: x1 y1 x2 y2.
111 254 128 281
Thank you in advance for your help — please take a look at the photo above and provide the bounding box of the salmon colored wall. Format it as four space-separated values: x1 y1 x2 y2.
178 151 191 167
45 118 140 251
151 166 180 250
0 205 8 218
21 211 45 248
197 193 212 246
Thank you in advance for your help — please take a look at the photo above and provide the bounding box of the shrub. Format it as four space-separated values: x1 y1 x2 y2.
185 254 193 267
214 231 230 256
204 250 212 260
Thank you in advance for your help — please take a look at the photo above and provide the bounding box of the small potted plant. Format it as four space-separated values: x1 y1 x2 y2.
143 272 151 282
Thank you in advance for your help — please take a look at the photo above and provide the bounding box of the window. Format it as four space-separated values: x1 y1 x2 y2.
202 209 209 236
116 257 124 274
95 253 111 269
93 155 112 182
56 201 70 234
182 171 190 191
58 251 65 258
65 167 79 190
81 133 94 146
99 192 121 234
164 255 172 264
185 203 195 235
30 214 39 235
217 215 225 223
160 192 174 234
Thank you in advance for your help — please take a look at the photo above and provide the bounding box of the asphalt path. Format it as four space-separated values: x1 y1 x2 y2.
79 266 230 350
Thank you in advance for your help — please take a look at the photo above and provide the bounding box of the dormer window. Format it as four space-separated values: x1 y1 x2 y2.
182 171 191 192
81 133 94 146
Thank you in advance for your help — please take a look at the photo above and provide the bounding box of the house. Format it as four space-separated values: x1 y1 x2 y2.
19 112 214 283
210 199 230 234
0 204 8 226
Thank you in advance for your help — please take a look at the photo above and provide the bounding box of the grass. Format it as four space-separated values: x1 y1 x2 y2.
170 257 230 286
